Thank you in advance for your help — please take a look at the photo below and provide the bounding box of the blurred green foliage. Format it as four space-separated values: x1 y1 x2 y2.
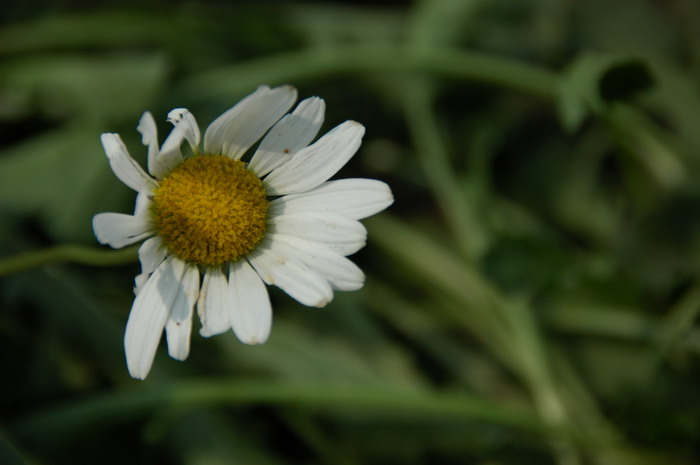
2 0 700 464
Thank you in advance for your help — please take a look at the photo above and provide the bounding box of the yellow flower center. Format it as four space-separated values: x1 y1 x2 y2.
152 155 268 267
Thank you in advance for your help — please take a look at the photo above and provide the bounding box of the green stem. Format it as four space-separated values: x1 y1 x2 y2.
400 77 489 260
180 45 557 104
0 244 138 277
367 215 634 464
15 380 548 440
649 277 700 373
366 215 510 348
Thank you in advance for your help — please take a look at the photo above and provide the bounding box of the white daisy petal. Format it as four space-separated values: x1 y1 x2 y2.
137 111 163 177
165 263 200 361
133 192 153 218
134 236 167 295
203 85 298 159
197 268 231 337
101 133 158 193
167 108 201 151
267 234 365 291
268 212 367 256
138 237 166 274
155 120 187 178
124 256 180 379
228 260 272 345
321 241 364 257
263 121 364 196
93 212 152 248
269 178 394 220
134 274 148 296
248 243 333 308
248 97 325 177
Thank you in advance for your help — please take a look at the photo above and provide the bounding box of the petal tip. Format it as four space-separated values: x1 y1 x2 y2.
314 296 332 308
239 331 270 345
166 108 190 123
126 361 150 380
346 120 365 131
169 350 189 362
92 214 112 246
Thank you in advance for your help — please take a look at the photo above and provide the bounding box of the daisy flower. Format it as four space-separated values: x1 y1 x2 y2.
93 85 393 379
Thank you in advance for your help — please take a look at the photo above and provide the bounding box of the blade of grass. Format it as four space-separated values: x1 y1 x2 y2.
649 277 700 374
399 77 490 260
179 45 556 105
14 380 547 444
0 245 138 277
367 214 647 465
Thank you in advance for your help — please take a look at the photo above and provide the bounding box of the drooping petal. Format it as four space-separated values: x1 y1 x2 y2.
136 111 163 177
134 236 167 295
197 267 231 337
268 211 367 256
203 85 298 160
248 242 333 308
101 133 158 193
266 234 365 291
165 263 200 361
167 108 201 152
124 256 180 379
269 178 394 220
228 260 272 345
263 121 364 196
93 212 152 248
248 97 325 177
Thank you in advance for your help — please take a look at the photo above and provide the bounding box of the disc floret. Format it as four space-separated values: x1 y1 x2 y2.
152 155 269 266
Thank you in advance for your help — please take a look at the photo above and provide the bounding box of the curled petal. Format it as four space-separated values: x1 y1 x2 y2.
137 111 164 177
167 108 201 152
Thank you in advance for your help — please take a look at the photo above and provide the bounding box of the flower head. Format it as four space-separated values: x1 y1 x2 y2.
93 85 393 379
